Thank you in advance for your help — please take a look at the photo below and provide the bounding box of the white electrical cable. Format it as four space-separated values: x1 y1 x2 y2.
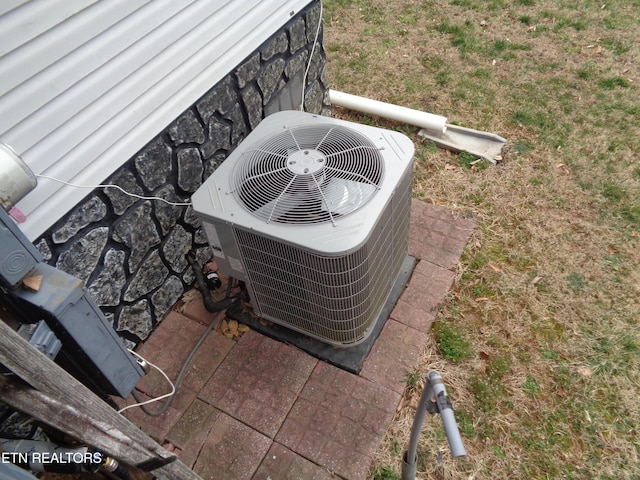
35 174 193 207
117 350 176 414
300 0 323 111
37 3 323 209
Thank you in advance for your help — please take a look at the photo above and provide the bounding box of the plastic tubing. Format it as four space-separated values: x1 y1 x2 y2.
428 371 467 458
401 371 466 480
402 382 431 480
328 90 447 133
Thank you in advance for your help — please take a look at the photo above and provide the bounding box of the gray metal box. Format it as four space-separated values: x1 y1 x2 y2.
8 263 144 397
0 208 41 287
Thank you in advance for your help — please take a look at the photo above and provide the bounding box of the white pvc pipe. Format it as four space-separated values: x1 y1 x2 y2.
329 89 447 133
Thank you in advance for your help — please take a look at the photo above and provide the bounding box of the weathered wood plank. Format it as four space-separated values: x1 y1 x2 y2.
0 319 202 480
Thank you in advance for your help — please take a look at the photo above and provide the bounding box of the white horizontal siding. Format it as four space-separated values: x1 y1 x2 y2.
0 0 315 240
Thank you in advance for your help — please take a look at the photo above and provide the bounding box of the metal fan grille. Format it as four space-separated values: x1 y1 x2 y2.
230 125 384 225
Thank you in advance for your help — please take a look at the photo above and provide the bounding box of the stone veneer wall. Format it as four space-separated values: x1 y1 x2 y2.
33 1 330 345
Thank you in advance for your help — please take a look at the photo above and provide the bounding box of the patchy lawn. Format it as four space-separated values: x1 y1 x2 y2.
323 0 640 478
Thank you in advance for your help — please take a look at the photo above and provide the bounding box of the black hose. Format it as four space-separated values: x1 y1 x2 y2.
131 308 226 416
130 253 235 417
186 251 238 313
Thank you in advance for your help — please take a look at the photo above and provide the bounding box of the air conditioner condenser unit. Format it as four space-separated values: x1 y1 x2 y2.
191 111 414 347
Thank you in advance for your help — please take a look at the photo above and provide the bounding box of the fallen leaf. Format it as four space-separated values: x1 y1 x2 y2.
444 163 457 170
227 319 239 333
469 159 483 166
532 276 543 285
475 297 489 302
488 263 503 272
475 360 487 374
479 351 491 361
181 289 200 304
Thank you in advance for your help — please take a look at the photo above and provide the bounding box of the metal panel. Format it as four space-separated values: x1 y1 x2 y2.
0 0 315 240
231 169 412 347
0 0 100 58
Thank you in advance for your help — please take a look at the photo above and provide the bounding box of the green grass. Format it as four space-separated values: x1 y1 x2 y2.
599 76 631 90
433 320 473 361
371 466 400 480
403 368 422 393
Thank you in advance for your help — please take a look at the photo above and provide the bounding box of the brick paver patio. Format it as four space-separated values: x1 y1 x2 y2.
118 200 474 479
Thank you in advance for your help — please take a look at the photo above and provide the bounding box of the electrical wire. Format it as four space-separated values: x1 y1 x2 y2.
117 351 176 414
35 174 193 207
300 0 323 111
127 277 235 417
37 3 323 209
130 309 226 416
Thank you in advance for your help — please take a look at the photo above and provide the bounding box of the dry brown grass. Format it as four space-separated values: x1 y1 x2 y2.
323 0 640 478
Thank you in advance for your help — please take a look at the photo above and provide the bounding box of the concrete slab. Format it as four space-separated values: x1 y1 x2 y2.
166 399 218 468
193 410 272 480
199 330 317 438
134 311 235 397
360 319 429 394
391 261 456 332
121 393 183 444
115 200 474 479
409 199 475 269
252 443 342 480
275 362 400 480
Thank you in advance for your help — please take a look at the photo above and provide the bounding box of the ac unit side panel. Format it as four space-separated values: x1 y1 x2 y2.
199 218 248 280
232 184 411 346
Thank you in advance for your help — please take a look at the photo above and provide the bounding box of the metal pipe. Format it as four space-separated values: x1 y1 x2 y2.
0 142 36 212
401 371 466 480
328 90 448 133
